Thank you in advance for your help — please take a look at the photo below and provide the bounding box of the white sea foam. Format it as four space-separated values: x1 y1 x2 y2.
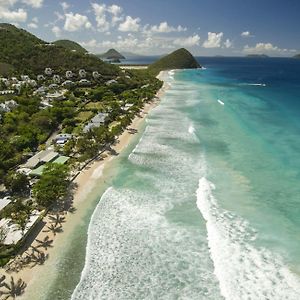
217 99 224 105
196 177 300 300
241 83 267 87
188 124 195 134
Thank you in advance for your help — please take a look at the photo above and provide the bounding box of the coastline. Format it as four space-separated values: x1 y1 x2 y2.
0 71 169 299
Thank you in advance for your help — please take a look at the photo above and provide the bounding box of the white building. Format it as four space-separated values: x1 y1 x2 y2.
92 71 100 79
79 69 86 78
53 75 61 84
45 68 53 76
66 71 74 79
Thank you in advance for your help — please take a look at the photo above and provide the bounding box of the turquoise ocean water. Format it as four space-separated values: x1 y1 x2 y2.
71 58 300 299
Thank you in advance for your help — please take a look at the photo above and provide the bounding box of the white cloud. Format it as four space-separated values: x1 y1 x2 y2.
0 8 27 22
64 12 92 32
224 39 232 48
91 3 109 32
28 22 37 28
241 31 255 38
150 21 187 33
21 0 43 8
118 16 140 32
107 4 122 16
203 32 223 48
52 25 61 37
173 34 200 47
243 43 297 56
60 2 70 11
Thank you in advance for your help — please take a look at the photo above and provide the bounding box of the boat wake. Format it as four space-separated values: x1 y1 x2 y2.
196 177 300 300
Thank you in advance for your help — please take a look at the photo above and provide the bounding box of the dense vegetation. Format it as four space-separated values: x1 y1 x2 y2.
148 48 201 74
98 48 125 60
53 40 88 54
0 23 119 76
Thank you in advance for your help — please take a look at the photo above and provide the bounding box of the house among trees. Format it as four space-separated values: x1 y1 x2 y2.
53 133 73 145
62 80 74 87
66 71 74 79
45 67 53 76
79 69 86 78
53 75 61 84
92 71 100 79
83 112 108 133
79 79 91 86
37 74 45 81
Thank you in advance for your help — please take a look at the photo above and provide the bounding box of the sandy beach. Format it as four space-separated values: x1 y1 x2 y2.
0 71 168 299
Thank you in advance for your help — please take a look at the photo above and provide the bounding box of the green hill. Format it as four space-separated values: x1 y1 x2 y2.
294 54 300 59
0 23 118 76
148 48 200 73
53 39 88 54
98 48 125 60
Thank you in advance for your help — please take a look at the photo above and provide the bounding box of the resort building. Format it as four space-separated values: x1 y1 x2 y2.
53 133 73 145
53 75 61 84
79 69 86 78
92 71 100 79
66 71 74 79
45 68 53 76
83 112 108 133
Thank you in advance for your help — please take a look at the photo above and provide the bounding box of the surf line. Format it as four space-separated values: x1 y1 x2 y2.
217 99 224 105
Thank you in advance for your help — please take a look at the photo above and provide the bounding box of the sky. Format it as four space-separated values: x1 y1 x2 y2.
0 0 300 56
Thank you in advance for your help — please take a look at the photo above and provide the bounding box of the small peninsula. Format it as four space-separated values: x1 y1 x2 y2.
148 48 201 73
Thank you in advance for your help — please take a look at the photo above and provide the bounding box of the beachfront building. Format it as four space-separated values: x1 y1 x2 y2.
0 210 42 245
83 112 108 133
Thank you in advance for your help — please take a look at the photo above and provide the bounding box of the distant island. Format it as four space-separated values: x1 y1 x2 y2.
294 54 300 59
53 40 88 54
97 49 125 63
246 54 269 58
148 48 201 73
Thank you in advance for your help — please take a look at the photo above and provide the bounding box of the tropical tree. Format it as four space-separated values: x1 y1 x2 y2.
0 276 27 299
32 163 69 208
35 236 53 251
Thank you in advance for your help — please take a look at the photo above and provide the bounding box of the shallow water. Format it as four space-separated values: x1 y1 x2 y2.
46 58 300 299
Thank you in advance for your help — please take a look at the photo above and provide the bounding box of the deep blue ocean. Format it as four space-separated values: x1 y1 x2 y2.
70 57 300 299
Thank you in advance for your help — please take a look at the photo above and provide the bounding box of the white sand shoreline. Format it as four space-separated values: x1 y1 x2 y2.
0 71 169 299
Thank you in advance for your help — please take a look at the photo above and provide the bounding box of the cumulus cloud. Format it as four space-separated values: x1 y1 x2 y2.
173 34 200 47
0 8 27 22
118 16 140 32
241 31 253 37
150 21 187 33
224 39 232 48
242 42 294 55
91 3 123 31
203 32 224 48
60 2 70 11
52 25 61 37
64 12 92 32
21 0 43 8
28 22 37 28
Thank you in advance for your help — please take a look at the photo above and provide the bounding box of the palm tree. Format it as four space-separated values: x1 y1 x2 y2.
48 214 65 227
0 275 6 288
28 251 49 268
42 224 63 236
0 276 26 299
35 236 53 250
